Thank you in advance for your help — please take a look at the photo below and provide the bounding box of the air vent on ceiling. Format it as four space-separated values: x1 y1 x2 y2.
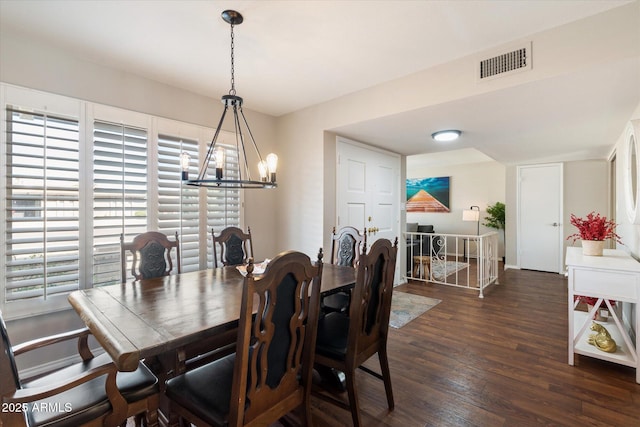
478 42 532 81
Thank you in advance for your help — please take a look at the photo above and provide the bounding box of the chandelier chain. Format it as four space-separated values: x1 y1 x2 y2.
229 23 236 96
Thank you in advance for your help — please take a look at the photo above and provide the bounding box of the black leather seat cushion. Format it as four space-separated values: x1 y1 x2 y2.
315 312 350 361
322 291 350 313
22 352 158 427
165 352 236 427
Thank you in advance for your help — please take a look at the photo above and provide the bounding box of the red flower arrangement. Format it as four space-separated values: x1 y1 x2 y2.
566 212 622 244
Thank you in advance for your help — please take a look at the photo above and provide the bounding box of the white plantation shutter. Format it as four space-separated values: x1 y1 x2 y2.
157 134 200 272
1 84 246 317
157 129 242 271
4 107 81 302
206 143 241 268
92 120 148 286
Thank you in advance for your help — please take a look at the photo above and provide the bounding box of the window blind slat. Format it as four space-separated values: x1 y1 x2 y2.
3 97 244 313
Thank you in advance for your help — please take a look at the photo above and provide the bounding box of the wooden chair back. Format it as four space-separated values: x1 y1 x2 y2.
212 226 253 268
313 238 398 426
347 238 398 360
230 250 323 426
330 226 365 267
121 231 180 283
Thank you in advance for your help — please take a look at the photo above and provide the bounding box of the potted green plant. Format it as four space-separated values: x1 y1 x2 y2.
483 202 505 262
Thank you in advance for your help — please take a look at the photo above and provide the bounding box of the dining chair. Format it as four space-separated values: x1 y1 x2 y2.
313 237 398 427
0 311 159 427
211 226 253 268
321 226 365 314
120 231 180 283
165 249 324 427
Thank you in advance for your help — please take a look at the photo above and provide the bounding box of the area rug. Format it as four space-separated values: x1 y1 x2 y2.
431 260 469 281
389 291 441 329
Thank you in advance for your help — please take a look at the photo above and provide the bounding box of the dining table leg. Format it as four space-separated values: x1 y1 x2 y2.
149 349 186 427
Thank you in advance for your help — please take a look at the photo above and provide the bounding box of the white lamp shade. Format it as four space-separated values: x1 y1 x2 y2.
462 209 480 222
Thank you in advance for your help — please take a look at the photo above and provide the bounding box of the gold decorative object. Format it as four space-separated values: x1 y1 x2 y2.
587 322 617 353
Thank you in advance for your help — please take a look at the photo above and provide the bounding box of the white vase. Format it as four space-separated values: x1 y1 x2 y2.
582 240 605 256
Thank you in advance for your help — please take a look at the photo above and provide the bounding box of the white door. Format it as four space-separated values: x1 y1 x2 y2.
336 137 400 255
518 163 563 273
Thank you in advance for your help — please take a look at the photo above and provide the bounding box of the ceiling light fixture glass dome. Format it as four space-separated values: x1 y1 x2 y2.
431 130 461 142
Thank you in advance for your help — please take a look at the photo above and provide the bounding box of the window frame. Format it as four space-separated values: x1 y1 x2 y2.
1 83 244 320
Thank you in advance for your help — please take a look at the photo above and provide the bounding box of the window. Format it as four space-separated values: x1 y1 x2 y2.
206 144 242 268
155 119 242 271
92 120 148 286
4 107 81 303
158 134 200 272
1 84 243 319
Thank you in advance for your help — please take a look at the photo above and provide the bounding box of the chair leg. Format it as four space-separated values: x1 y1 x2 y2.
378 348 394 410
345 370 362 427
295 399 313 427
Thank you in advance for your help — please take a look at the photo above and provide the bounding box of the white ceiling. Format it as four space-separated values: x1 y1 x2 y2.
1 0 638 164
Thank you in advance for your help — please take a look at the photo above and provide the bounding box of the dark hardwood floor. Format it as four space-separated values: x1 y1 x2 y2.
310 267 640 427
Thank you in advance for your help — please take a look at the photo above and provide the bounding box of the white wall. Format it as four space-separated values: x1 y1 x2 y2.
612 102 640 339
615 102 640 255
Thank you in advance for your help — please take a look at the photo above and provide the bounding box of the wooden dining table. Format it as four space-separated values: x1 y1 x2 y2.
68 262 355 426
68 263 355 373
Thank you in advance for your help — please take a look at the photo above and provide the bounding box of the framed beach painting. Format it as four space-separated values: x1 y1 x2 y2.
406 176 450 212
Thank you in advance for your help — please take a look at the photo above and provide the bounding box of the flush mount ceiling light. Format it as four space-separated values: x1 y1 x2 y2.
181 9 277 189
431 130 461 142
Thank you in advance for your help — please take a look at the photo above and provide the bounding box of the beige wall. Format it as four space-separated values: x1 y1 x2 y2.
406 161 506 234
563 160 611 250
504 160 610 268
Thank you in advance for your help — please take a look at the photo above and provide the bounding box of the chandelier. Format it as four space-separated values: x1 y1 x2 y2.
181 10 277 189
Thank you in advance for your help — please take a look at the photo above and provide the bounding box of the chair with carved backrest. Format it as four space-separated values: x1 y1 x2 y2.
165 249 323 427
321 226 365 314
211 226 253 268
0 310 159 427
313 238 398 427
120 231 180 283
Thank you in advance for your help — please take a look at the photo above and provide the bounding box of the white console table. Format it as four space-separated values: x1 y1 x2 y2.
566 247 640 383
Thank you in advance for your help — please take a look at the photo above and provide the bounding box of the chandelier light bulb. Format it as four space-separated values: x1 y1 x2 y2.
214 148 225 179
266 153 278 182
258 160 268 182
180 152 191 180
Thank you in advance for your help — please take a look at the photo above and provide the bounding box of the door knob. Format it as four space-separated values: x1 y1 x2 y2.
552 222 559 227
